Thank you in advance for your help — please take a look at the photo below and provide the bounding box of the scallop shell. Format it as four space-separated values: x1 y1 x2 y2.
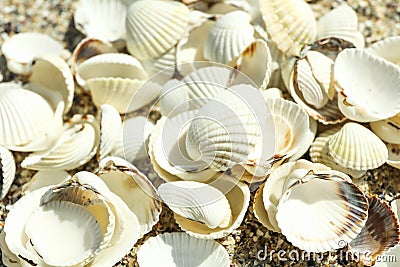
0 145 15 200
276 172 369 252
370 114 400 144
253 160 330 232
137 232 230 267
259 0 317 56
74 0 127 42
387 144 400 169
317 3 365 48
328 122 388 171
1 32 66 75
203 11 255 65
28 55 75 114
21 114 101 170
366 36 400 65
97 156 162 237
25 201 103 266
98 104 122 160
158 181 232 229
174 174 250 239
22 170 71 194
141 46 177 79
334 48 400 122
234 39 272 90
347 196 400 266
126 0 190 60
149 110 219 183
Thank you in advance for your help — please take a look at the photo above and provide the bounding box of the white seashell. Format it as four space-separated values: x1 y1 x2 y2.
0 82 60 151
370 114 400 144
387 144 400 169
74 0 127 42
22 170 71 194
334 48 400 122
98 104 122 160
159 79 190 117
253 160 330 232
126 0 190 60
25 201 103 266
366 36 400 65
0 145 15 200
317 4 365 48
149 110 219 183
141 47 177 80
158 181 232 229
28 55 75 114
174 174 250 239
21 114 101 170
97 156 162 237
290 117 317 161
276 172 369 252
262 88 283 100
0 231 20 267
259 0 317 56
137 232 230 267
328 122 388 171
203 11 254 65
234 39 272 90
1 32 66 75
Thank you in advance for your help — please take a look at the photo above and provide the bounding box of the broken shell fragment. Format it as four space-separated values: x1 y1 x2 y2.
0 145 15 200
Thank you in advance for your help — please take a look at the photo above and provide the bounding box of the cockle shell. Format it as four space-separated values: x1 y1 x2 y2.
126 0 190 60
328 122 388 171
22 170 71 194
347 196 400 266
317 3 365 48
74 0 127 42
0 231 19 267
387 144 400 169
98 104 122 160
137 232 230 267
259 0 317 56
366 36 400 65
158 181 232 229
203 11 254 65
159 78 190 117
141 47 176 79
1 32 67 75
370 114 400 144
334 48 400 122
276 172 369 252
0 145 15 200
21 114 101 170
173 174 250 239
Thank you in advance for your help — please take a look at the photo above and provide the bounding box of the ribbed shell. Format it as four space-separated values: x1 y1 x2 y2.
366 36 400 65
203 11 254 65
137 232 230 267
0 145 15 200
370 114 400 144
328 123 388 171
276 173 369 252
126 0 190 60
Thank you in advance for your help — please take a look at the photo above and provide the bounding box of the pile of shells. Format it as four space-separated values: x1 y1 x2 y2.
0 0 400 266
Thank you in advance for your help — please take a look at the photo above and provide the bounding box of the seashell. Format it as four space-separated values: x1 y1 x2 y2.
159 79 190 117
276 172 369 252
141 46 177 79
334 48 400 122
328 122 388 171
370 114 400 144
1 32 67 75
28 55 75 114
262 87 284 100
21 114 101 170
317 4 365 48
0 145 15 200
158 181 232 229
25 201 103 266
149 110 219 183
206 0 252 15
0 231 19 267
0 82 63 152
97 156 162 237
234 39 272 90
126 0 191 60
22 170 71 194
174 174 250 239
387 144 400 169
203 11 255 65
186 85 275 176
70 37 117 75
366 36 400 65
98 104 122 160
259 0 317 56
137 232 230 267
253 159 330 232
265 97 314 161
290 117 317 161
75 52 148 88
347 196 400 266
74 0 127 42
